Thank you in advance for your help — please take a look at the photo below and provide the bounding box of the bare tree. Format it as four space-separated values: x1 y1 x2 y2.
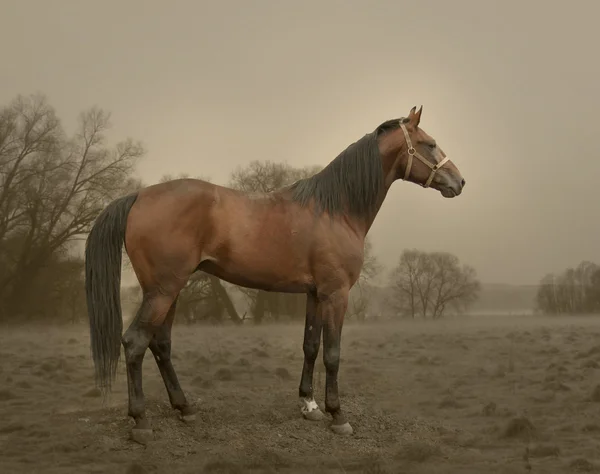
388 249 480 319
0 93 144 319
428 252 480 318
388 249 426 318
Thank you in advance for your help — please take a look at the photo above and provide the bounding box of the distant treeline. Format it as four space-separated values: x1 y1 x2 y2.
463 263 600 316
536 261 600 315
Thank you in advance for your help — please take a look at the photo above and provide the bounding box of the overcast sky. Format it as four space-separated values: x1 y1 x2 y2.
1 0 598 285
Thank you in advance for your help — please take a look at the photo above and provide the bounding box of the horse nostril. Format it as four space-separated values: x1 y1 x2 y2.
461 178 466 187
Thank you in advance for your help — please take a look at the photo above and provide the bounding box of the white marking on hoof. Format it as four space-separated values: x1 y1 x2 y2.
330 422 353 436
300 397 324 421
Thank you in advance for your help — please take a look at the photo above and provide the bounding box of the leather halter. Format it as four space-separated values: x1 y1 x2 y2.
399 122 450 188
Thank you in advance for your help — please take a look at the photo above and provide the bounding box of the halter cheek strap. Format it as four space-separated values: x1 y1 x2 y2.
399 122 450 188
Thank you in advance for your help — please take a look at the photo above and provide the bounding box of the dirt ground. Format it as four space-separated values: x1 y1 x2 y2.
1 315 600 474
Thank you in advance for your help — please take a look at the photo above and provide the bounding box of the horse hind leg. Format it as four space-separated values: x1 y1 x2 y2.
121 292 176 444
148 297 196 423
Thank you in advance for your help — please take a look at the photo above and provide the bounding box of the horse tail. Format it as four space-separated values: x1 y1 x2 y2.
85 192 138 394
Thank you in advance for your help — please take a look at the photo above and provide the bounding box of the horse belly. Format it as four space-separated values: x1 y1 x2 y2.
203 231 312 293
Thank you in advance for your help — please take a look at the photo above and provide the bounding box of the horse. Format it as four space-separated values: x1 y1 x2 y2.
84 106 466 443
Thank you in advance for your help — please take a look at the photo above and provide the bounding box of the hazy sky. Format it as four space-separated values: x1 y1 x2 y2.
1 0 599 285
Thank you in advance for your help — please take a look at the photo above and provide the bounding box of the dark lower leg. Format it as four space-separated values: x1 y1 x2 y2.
298 292 323 419
299 291 321 399
322 291 349 429
323 337 344 425
121 295 171 430
122 331 153 428
148 299 194 417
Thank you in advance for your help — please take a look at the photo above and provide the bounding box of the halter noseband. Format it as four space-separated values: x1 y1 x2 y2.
399 122 450 188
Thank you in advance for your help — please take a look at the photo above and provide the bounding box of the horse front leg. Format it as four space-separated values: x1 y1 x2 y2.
298 290 325 421
320 287 353 436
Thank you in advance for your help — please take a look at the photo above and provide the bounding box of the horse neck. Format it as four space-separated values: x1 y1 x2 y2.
362 184 391 235
361 145 401 234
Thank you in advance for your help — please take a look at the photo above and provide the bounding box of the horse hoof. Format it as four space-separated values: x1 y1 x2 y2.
131 428 153 445
302 408 325 422
179 406 197 423
181 413 196 423
330 422 353 436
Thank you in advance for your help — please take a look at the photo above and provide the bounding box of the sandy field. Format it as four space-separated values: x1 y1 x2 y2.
1 315 600 474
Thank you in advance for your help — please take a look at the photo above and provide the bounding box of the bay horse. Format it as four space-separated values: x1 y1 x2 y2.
84 106 465 443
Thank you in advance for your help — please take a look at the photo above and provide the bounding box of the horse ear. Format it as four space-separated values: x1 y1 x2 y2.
408 106 422 127
410 106 423 128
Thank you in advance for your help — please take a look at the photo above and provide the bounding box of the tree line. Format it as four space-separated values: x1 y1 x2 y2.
1 94 485 324
536 261 600 315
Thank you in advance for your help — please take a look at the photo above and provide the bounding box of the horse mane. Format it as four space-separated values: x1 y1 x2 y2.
288 118 406 218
